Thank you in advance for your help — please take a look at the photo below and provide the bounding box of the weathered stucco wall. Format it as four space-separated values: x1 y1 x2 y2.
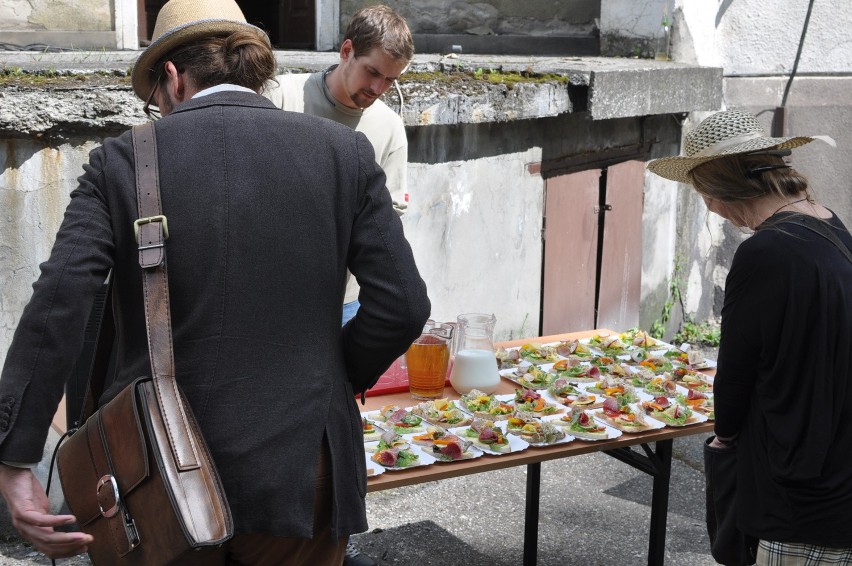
404 149 544 341
666 0 852 327
341 0 598 36
715 0 852 74
0 138 100 371
0 0 112 32
600 0 672 57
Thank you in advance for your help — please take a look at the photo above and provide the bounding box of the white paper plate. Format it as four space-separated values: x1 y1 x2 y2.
691 359 717 370
424 443 484 463
645 408 709 428
541 414 623 441
365 452 385 477
455 395 515 420
448 425 529 455
363 439 410 453
400 431 485 462
578 382 654 404
513 430 575 447
365 443 437 470
593 406 666 434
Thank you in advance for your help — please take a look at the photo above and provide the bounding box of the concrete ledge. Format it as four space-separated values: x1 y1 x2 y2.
0 50 722 137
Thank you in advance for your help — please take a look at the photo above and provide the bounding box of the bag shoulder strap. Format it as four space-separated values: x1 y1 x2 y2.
132 122 201 471
779 213 852 265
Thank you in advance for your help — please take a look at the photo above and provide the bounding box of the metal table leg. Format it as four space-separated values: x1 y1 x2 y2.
523 462 541 566
604 439 673 566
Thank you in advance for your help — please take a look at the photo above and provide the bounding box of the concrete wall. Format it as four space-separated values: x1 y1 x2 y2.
340 0 598 36
404 149 544 341
0 0 137 50
0 0 111 32
0 139 100 371
600 0 672 57
655 0 852 325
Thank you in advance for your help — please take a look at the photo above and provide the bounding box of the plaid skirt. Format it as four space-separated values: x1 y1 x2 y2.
757 541 852 566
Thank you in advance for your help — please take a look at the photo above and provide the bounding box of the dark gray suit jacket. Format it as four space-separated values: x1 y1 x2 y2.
0 91 430 538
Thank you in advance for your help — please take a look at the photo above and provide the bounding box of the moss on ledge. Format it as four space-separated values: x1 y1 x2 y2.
401 69 570 88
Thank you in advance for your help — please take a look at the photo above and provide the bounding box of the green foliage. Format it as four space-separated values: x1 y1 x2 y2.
649 256 720 346
675 319 721 347
649 257 683 339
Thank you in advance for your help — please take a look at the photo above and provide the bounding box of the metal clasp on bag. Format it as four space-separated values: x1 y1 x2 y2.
133 214 169 245
97 474 120 518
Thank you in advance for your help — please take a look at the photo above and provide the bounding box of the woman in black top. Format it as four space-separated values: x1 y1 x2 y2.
649 110 852 564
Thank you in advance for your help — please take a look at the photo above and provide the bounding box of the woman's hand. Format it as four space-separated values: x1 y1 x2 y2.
0 464 93 558
710 435 736 449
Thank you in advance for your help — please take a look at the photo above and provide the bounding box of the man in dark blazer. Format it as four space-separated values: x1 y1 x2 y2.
0 0 430 563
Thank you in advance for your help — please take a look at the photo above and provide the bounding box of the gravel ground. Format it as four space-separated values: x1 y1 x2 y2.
1 347 720 566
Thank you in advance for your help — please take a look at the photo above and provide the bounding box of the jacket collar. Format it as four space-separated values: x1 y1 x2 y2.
169 89 277 116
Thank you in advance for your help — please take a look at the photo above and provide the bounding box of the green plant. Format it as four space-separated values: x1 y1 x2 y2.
675 319 720 347
516 313 530 339
649 257 683 339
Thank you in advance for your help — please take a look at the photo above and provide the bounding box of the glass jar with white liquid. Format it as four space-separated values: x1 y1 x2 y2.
449 313 500 394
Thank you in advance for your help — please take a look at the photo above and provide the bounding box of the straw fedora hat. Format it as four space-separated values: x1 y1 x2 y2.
131 0 270 100
647 110 834 184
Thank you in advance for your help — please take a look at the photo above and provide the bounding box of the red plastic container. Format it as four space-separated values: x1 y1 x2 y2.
365 357 452 397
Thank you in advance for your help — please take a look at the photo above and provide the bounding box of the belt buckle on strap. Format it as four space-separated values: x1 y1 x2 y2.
133 214 169 246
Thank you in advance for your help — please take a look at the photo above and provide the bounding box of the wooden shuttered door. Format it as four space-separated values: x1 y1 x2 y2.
541 160 644 335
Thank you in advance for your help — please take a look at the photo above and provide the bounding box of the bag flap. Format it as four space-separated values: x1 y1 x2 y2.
57 378 150 526
100 378 150 492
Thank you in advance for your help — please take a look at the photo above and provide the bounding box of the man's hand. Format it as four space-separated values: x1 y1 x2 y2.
0 464 93 558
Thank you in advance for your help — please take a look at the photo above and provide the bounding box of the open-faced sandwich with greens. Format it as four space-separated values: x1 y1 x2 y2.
506 417 567 445
595 396 654 432
549 359 601 382
459 389 515 420
513 388 562 416
643 376 679 398
372 404 426 434
508 361 555 389
410 427 479 461
553 408 611 440
459 418 514 453
361 416 384 442
588 334 629 356
646 401 698 427
518 342 561 364
555 339 593 358
673 368 713 392
676 389 715 420
412 398 472 428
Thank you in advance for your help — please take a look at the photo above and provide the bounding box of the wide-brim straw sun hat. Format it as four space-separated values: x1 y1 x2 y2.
131 0 270 100
647 109 835 184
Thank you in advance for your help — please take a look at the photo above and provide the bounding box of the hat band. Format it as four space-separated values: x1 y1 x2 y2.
692 131 764 157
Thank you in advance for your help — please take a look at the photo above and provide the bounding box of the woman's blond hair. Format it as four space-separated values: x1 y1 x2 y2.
689 153 809 203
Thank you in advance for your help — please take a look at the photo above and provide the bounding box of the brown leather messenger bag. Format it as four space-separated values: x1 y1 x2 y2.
56 121 233 565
